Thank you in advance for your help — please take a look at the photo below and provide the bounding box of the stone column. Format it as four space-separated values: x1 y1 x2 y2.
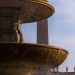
0 7 24 43
37 19 48 44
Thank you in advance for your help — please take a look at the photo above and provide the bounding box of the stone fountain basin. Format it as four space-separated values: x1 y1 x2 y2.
0 0 55 23
0 43 68 75
0 43 68 69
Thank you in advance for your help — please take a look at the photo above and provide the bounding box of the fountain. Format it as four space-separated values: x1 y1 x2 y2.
0 0 68 75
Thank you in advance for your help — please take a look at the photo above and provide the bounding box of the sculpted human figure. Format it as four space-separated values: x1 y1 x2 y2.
14 20 24 42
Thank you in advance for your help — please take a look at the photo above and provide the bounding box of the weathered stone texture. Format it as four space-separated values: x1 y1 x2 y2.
0 7 24 43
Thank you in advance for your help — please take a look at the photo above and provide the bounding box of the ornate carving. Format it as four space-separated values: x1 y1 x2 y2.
0 8 24 43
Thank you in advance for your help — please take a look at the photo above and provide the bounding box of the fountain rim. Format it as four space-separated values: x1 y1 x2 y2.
0 43 68 68
0 0 55 23
31 0 55 11
0 43 68 54
0 0 55 11
25 43 68 53
24 0 55 23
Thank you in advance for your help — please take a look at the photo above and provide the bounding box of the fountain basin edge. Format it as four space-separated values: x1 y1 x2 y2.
0 43 68 69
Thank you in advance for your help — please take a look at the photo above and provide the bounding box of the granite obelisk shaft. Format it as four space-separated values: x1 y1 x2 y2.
37 19 48 44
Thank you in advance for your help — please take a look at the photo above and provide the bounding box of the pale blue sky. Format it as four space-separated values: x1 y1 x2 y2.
21 0 75 72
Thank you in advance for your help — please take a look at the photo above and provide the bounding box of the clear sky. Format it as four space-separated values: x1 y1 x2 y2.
21 0 75 72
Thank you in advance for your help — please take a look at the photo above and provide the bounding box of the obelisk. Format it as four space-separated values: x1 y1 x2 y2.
37 19 48 44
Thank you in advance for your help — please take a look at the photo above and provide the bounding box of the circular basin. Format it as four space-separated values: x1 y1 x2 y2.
0 0 55 23
0 43 68 68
